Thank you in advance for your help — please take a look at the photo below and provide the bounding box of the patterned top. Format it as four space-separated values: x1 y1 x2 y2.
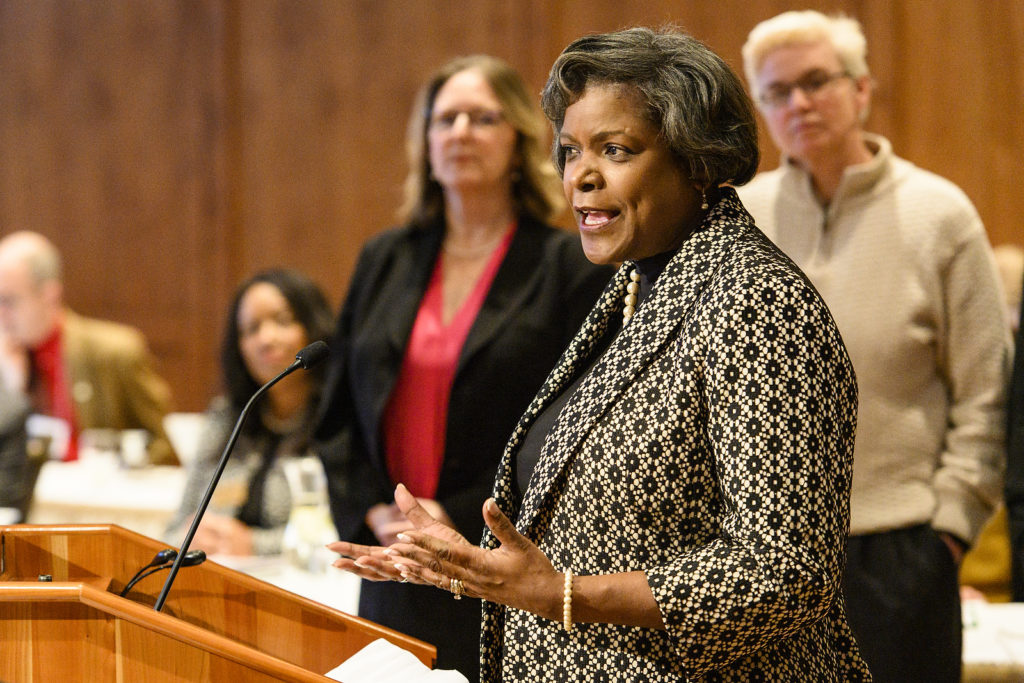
480 189 872 681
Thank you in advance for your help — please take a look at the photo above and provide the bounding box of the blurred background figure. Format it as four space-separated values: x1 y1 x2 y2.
0 382 31 521
739 11 1010 682
1006 251 1024 602
314 55 612 680
960 243 1022 603
0 230 177 521
166 268 334 557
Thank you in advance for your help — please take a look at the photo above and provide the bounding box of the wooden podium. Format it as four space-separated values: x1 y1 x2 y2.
0 524 435 682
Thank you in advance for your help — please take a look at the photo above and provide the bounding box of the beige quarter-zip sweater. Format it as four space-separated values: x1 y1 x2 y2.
738 134 1010 543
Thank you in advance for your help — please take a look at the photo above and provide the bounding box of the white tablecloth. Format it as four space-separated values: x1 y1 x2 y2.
27 455 187 540
962 601 1024 682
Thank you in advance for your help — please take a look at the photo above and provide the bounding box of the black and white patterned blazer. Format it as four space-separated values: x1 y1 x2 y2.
480 190 872 682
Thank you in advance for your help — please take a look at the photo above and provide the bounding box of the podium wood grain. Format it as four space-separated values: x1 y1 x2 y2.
0 524 435 682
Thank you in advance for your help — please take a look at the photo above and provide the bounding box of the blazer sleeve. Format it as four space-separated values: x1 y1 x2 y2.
0 384 33 519
117 333 178 465
646 258 858 675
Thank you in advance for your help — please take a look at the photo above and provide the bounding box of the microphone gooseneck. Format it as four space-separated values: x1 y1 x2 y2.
153 342 329 611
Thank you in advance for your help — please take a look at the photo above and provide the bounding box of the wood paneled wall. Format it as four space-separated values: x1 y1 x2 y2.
1 0 1021 411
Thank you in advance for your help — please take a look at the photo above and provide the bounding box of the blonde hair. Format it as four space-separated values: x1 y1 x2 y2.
398 55 564 227
742 10 869 103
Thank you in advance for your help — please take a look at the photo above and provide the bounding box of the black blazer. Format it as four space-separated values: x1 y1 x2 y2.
315 214 613 546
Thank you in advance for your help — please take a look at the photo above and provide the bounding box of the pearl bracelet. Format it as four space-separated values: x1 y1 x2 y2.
563 569 573 632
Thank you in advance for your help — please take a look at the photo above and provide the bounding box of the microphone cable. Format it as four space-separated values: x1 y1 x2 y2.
120 548 178 596
153 340 329 611
120 550 207 597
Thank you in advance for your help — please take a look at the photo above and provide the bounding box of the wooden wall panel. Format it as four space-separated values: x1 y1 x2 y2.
0 0 1020 412
0 0 232 411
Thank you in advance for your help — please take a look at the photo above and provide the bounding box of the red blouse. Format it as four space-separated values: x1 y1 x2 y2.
383 225 515 498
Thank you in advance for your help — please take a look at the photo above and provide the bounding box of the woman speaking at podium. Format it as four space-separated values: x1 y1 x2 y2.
329 28 871 681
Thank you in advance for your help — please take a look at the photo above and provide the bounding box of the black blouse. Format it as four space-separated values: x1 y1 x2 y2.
514 250 676 495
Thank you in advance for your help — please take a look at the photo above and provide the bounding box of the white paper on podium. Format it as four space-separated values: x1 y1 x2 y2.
325 638 468 683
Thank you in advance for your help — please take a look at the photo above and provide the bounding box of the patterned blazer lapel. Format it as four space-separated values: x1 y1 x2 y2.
483 266 627 549
496 191 749 544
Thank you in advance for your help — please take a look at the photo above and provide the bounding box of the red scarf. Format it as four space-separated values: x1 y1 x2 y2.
31 322 78 461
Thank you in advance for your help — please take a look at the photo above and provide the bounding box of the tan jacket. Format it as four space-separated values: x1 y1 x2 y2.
62 309 177 465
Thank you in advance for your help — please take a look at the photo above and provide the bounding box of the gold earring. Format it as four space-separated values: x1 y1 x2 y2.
700 187 709 211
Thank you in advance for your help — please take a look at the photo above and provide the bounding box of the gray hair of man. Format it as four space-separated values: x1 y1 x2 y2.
540 26 760 189
0 231 63 286
742 10 870 105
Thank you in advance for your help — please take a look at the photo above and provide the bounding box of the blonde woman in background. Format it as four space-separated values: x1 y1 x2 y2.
314 55 612 680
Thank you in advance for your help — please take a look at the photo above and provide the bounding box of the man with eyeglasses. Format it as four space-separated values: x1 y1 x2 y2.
737 10 1009 683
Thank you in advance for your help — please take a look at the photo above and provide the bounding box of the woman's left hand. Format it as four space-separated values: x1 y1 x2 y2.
328 484 469 583
389 484 563 620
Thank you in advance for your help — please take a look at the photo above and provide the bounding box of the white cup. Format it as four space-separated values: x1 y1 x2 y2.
120 429 150 468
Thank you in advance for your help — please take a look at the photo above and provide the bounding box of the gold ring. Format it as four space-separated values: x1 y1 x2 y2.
451 577 464 600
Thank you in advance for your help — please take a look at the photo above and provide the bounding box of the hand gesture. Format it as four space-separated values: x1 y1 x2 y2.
327 483 466 583
387 484 563 619
365 496 455 547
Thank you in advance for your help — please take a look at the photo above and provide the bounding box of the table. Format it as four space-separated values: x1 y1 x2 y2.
27 454 187 540
25 455 361 615
962 600 1024 682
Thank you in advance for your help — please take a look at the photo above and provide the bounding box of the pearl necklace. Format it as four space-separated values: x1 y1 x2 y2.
623 268 640 324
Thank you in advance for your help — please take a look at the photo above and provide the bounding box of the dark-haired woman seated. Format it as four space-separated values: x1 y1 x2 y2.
167 269 333 557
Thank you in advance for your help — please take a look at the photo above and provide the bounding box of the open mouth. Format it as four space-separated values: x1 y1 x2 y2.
577 208 619 228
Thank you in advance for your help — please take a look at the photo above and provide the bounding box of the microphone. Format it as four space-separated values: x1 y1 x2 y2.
153 340 330 611
120 550 206 597
295 340 329 369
